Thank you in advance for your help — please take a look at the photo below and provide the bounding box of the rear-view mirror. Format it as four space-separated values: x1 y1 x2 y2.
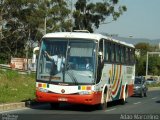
33 47 40 55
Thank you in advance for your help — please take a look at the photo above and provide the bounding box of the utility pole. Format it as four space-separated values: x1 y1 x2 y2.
25 29 30 71
146 52 148 77
0 0 2 40
68 0 73 32
71 0 73 32
44 17 46 35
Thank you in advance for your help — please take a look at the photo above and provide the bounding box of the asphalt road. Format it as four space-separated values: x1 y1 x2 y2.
1 90 160 120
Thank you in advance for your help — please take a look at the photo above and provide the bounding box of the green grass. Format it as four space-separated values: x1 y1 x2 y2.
0 69 36 103
147 82 160 88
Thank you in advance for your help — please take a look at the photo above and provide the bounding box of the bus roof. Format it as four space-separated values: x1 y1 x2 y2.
43 32 135 48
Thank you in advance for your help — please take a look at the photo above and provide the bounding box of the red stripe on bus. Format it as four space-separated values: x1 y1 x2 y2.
36 91 102 105
112 65 122 95
128 84 134 96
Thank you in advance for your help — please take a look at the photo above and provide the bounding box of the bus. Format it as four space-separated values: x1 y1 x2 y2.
35 32 135 110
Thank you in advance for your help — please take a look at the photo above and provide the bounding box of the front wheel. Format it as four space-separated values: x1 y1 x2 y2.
144 91 147 97
50 103 60 109
98 92 107 110
140 91 144 98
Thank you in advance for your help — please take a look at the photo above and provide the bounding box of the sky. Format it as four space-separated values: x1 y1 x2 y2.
94 0 160 40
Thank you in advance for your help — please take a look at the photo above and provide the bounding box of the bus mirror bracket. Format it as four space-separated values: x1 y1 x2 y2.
33 47 40 55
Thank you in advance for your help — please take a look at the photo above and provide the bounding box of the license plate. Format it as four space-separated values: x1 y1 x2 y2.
58 98 68 101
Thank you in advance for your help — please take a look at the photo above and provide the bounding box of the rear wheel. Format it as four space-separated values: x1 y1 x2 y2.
120 87 128 105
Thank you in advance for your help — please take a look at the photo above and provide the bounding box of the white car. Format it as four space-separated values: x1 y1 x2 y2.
146 78 157 85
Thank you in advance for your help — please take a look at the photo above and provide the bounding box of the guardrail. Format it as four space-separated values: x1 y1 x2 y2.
0 64 36 74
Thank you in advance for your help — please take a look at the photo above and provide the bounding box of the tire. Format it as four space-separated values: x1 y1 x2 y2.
98 92 107 110
120 87 127 105
144 92 147 97
140 92 143 98
50 103 60 109
140 90 144 98
120 97 126 105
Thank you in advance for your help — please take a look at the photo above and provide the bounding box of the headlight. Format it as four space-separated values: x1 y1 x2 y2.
135 86 141 89
79 91 92 95
39 88 48 93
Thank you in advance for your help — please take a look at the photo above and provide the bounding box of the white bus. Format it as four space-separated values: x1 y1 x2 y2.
36 32 135 110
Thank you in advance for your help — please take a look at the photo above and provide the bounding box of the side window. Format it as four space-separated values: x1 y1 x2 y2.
131 48 135 64
104 41 110 62
128 48 135 65
121 46 125 64
115 44 120 63
111 43 115 62
119 45 122 63
128 48 132 64
96 39 104 83
99 39 103 53
125 47 129 64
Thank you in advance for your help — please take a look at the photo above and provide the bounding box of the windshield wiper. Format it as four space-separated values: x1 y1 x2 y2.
48 61 57 84
67 63 79 85
63 40 79 85
66 70 78 85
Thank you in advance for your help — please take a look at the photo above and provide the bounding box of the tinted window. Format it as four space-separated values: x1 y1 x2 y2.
104 41 110 62
111 43 115 62
115 44 120 62
125 47 129 64
135 78 142 84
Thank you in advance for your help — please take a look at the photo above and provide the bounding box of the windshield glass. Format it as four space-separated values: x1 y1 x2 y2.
147 79 154 81
134 78 142 84
37 38 96 85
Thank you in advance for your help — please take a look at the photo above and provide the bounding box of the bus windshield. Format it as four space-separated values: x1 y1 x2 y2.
37 38 96 85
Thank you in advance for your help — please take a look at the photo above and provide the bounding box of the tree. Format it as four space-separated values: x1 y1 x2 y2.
135 43 151 56
1 0 28 61
44 0 71 32
73 0 127 32
0 0 127 63
135 54 145 76
135 43 160 76
0 0 71 63
148 55 160 76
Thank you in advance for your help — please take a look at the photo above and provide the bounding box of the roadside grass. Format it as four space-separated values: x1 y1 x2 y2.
0 69 36 103
147 82 160 88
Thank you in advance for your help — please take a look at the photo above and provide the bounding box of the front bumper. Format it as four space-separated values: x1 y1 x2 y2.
36 91 102 105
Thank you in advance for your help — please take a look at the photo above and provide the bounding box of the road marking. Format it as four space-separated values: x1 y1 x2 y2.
152 97 157 100
133 102 141 105
105 108 116 112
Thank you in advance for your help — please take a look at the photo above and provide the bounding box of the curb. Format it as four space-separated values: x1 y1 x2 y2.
0 100 43 112
0 102 25 112
25 100 44 107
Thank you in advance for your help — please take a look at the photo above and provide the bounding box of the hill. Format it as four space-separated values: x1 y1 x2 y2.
111 36 160 45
